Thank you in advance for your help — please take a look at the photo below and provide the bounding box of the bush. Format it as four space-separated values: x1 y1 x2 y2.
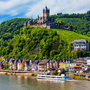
31 73 35 76
71 75 86 80
31 73 37 76
11 68 13 70
43 70 46 73
54 70 58 75
50 73 53 75
7 68 10 70
75 76 86 80
34 74 37 76
3 68 6 70
5 72 7 75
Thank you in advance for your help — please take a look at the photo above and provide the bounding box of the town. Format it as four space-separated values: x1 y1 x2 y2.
1 1 90 90
0 7 90 76
0 54 90 74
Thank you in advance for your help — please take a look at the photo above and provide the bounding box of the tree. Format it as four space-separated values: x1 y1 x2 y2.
4 62 7 70
57 20 65 26
87 10 90 14
50 50 57 59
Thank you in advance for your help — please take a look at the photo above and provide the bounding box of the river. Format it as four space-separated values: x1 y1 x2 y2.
0 75 90 90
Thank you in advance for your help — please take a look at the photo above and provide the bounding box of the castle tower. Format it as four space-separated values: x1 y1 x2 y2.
43 6 50 21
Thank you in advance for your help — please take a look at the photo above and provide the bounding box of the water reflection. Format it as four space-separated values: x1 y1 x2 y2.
0 75 90 90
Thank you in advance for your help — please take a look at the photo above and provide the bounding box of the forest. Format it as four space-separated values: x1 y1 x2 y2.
0 26 90 60
0 18 30 46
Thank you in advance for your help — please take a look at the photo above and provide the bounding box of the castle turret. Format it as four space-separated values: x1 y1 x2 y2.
43 6 50 21
37 15 39 20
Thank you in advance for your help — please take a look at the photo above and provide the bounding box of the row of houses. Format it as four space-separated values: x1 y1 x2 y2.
0 58 60 72
0 57 90 73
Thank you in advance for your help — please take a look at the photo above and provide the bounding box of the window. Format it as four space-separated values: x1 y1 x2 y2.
84 45 86 47
57 77 62 79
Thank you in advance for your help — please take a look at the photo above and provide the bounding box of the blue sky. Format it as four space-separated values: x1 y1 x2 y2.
0 0 90 23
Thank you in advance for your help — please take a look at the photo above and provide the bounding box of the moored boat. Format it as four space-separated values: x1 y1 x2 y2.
37 74 71 81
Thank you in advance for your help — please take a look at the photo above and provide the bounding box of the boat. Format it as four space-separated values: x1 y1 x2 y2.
37 74 71 81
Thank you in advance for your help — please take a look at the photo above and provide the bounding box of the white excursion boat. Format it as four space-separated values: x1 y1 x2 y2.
37 74 71 81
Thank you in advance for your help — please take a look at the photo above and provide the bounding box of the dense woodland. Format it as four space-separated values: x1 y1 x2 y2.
0 26 90 60
0 18 30 46
0 11 90 60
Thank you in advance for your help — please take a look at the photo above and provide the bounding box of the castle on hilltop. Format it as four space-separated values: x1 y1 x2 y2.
24 6 72 30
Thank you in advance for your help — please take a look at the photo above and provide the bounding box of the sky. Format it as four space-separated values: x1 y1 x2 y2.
0 0 90 23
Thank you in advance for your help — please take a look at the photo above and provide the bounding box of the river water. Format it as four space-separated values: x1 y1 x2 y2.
0 75 90 90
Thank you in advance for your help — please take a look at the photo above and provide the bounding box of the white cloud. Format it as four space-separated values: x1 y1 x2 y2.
25 0 90 18
0 0 90 20
0 0 34 16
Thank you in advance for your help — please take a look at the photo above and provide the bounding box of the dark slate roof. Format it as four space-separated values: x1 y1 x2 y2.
33 60 39 64
30 60 35 63
39 59 49 64
25 60 30 65
11 60 15 64
18 59 23 63
49 60 55 63
15 59 19 62
6 57 9 62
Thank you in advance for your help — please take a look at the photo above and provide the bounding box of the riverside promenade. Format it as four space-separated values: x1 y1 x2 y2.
0 70 42 76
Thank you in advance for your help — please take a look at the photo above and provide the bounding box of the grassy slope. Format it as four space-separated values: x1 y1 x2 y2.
54 29 90 43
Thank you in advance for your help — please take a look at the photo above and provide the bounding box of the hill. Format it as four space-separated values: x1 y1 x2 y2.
0 11 90 46
0 18 30 46
54 29 90 43
0 26 90 60
50 11 90 37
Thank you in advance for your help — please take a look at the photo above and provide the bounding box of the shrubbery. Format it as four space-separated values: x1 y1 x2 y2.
31 73 37 76
71 75 86 80
0 26 90 60
5 72 7 75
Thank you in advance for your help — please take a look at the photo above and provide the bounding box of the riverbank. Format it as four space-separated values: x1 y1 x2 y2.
0 70 90 80
0 70 42 76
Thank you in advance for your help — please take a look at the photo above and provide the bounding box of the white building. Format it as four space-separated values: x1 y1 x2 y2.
87 58 90 65
72 39 89 52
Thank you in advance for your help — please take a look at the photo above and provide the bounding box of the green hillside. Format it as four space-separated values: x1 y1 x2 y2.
50 11 90 37
0 26 90 60
0 12 90 47
0 18 30 46
54 29 90 43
